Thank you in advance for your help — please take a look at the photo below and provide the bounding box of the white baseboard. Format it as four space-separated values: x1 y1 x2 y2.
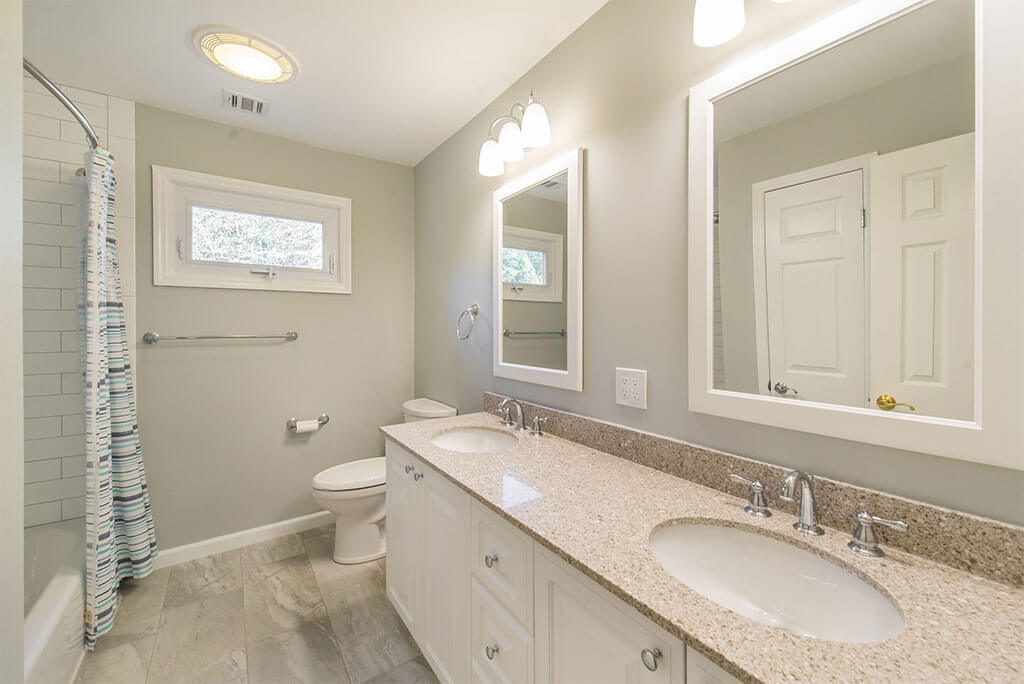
153 510 333 569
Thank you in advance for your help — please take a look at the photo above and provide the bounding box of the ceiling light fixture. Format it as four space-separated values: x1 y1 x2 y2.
692 0 746 47
478 90 551 177
195 27 297 83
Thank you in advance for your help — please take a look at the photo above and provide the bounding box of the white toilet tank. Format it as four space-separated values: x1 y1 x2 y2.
402 397 456 422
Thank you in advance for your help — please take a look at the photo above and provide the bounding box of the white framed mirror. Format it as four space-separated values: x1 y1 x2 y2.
688 0 1022 469
493 148 583 391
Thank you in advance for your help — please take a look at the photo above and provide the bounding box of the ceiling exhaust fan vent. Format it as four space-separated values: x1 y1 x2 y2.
223 90 269 116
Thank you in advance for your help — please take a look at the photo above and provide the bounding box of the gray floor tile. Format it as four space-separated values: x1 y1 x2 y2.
244 554 327 642
337 623 421 684
322 575 402 645
299 523 335 542
246 615 351 684
243 533 306 569
364 656 439 684
304 532 383 595
148 588 246 684
76 634 155 684
163 549 242 609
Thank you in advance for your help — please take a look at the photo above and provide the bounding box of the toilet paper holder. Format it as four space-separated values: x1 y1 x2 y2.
287 414 330 432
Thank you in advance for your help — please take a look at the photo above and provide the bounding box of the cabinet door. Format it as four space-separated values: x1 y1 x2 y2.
384 440 420 634
418 466 471 684
534 548 684 684
685 646 742 684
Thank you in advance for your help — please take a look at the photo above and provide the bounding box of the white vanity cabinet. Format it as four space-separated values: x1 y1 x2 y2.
534 546 686 684
386 439 741 684
384 440 470 684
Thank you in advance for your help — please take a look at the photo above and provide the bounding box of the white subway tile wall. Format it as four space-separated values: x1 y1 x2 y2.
22 74 136 527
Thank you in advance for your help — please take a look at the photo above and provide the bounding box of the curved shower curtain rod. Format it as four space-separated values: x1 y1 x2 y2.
22 58 100 149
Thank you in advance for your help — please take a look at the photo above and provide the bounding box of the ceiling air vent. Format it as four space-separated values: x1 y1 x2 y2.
222 90 269 117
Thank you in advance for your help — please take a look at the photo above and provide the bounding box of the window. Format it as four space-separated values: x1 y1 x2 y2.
152 166 351 294
501 225 563 302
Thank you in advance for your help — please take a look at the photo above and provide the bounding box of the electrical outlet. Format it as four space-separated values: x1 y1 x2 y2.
615 368 647 409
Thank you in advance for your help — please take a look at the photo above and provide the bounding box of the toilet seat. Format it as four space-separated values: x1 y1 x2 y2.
313 457 386 491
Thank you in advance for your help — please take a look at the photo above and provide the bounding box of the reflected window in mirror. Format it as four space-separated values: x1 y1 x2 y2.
712 0 974 421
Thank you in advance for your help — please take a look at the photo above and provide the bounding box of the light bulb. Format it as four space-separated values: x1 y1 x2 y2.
693 0 745 48
521 96 551 148
478 139 504 177
497 120 524 162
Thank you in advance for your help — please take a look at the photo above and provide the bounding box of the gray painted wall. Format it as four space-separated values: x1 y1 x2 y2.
1 0 25 676
412 0 1024 525
716 54 974 393
136 106 415 548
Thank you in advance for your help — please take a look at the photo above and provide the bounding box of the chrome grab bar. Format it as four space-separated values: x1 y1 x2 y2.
142 331 298 344
502 328 566 337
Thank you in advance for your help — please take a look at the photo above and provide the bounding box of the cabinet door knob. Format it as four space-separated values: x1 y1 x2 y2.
484 554 498 568
404 465 414 474
485 644 500 660
413 471 424 481
641 647 662 672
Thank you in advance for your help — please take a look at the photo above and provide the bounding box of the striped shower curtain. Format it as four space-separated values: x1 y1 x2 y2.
81 148 157 648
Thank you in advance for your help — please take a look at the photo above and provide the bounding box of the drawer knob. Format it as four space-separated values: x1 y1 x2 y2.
484 553 499 568
413 471 424 481
485 644 500 660
641 647 662 672
404 465 414 474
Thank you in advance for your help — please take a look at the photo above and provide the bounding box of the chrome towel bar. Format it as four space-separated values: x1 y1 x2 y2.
503 328 566 337
142 331 298 344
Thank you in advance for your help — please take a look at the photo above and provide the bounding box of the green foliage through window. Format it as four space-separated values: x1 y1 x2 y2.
191 206 324 269
502 247 546 286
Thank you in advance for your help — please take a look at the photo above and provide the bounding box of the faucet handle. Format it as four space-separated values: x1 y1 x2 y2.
848 511 908 557
530 416 548 437
729 474 771 518
499 404 515 427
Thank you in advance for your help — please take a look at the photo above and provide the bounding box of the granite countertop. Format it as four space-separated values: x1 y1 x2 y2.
381 412 1024 684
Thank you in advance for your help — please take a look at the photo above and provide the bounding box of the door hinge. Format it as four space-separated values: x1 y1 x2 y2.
861 208 866 229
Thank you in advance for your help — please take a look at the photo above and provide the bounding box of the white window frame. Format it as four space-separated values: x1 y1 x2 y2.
501 225 564 302
152 165 352 294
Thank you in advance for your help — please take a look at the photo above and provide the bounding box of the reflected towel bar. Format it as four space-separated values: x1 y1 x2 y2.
142 331 298 344
502 329 566 337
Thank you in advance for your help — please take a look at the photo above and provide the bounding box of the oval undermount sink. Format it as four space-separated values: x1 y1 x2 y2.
431 427 518 453
649 523 903 643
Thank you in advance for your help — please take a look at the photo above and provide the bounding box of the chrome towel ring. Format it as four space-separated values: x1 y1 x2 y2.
456 304 479 340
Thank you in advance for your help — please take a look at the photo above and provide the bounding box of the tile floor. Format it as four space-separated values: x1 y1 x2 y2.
76 523 438 684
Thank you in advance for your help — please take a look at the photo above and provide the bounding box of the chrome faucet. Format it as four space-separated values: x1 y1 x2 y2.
779 470 824 535
497 397 527 431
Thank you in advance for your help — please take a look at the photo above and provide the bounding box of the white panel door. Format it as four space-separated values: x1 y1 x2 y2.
869 133 974 419
534 549 684 684
763 170 866 405
419 466 471 684
384 441 420 635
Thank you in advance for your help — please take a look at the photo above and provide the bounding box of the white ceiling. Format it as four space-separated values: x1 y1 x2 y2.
23 0 609 165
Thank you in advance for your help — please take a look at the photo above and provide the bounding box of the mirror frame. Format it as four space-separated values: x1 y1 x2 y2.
687 0 1022 470
493 148 584 391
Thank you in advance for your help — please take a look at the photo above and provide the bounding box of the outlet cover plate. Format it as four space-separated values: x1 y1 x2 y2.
615 367 647 409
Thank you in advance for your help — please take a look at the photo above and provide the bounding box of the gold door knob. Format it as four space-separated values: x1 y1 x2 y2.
876 394 915 412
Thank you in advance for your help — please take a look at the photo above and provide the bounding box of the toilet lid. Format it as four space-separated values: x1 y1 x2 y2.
313 457 386 491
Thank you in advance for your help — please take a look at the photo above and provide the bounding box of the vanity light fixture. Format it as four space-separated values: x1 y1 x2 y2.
195 27 297 83
478 90 551 177
692 0 746 47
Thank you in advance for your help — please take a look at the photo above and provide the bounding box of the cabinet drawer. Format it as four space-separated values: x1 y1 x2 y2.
471 499 534 629
471 577 533 684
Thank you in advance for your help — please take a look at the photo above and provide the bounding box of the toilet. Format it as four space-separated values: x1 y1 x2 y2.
311 397 456 564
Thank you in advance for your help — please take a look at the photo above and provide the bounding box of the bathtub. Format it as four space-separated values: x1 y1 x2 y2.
23 519 85 684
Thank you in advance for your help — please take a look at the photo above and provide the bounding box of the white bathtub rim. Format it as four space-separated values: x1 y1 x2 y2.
23 568 84 683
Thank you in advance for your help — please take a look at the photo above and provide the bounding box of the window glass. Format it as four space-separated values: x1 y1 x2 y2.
190 205 324 270
502 246 547 285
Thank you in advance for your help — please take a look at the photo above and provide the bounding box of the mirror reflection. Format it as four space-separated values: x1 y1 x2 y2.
500 171 568 371
713 0 974 420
